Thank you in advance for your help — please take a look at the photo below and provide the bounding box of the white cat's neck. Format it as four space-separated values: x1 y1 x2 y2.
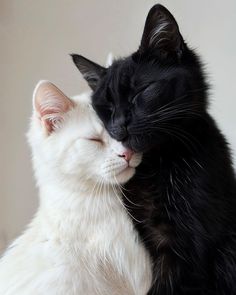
39 181 118 212
36 180 122 241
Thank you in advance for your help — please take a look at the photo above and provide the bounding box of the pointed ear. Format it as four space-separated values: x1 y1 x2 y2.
33 81 74 134
139 4 184 56
71 54 106 91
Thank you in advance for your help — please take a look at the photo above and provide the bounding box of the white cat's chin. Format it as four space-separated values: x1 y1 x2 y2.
113 166 136 184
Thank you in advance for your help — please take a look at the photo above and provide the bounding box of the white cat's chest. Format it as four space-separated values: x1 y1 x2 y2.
0 189 152 295
42 192 152 294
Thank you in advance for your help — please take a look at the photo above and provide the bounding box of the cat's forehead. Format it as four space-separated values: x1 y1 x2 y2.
108 59 134 84
107 58 160 93
90 111 104 134
72 93 105 136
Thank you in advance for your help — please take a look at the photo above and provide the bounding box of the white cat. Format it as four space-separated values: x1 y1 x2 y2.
0 81 152 295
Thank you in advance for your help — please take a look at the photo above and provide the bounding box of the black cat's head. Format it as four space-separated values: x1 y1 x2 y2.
72 4 208 152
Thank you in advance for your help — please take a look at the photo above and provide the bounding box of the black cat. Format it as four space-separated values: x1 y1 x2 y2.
72 4 236 295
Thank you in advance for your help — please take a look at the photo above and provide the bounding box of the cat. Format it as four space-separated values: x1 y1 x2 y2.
72 4 236 295
0 81 152 295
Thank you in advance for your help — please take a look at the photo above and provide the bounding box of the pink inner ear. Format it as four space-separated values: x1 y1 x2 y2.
42 115 64 134
33 81 75 134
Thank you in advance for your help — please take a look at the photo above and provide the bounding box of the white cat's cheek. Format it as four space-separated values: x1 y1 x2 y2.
100 159 119 183
100 160 113 182
100 158 130 184
58 142 84 175
60 153 81 175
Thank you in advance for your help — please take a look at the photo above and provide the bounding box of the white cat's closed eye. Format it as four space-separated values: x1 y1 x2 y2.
88 138 103 143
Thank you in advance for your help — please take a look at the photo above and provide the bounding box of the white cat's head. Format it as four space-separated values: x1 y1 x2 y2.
28 81 142 190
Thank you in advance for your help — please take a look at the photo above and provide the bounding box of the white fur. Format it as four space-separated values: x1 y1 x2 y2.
0 82 152 295
150 21 170 46
106 52 114 67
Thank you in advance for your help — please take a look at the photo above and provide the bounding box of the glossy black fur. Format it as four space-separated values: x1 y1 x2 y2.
72 4 236 294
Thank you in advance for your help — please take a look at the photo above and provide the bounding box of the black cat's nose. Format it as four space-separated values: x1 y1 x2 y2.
111 126 128 141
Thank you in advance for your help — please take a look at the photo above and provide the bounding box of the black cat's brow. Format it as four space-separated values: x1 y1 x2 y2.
128 81 158 103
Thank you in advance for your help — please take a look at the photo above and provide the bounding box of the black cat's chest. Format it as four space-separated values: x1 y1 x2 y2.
124 152 177 247
123 150 215 292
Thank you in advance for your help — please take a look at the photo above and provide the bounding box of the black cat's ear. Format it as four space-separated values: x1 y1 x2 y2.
139 4 183 56
71 54 106 91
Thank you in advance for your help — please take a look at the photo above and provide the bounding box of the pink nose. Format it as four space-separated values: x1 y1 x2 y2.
119 149 134 162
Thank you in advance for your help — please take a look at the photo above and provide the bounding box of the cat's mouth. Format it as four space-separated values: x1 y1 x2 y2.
115 163 131 175
117 165 134 175
102 152 142 184
114 155 142 183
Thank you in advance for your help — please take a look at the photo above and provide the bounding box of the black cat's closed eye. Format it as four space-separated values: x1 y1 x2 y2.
131 83 156 104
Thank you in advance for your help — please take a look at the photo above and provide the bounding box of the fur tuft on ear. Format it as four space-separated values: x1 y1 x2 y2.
139 4 184 56
71 54 106 91
105 52 114 67
33 80 74 134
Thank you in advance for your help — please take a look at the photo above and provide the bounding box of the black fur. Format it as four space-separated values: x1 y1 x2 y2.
72 4 236 294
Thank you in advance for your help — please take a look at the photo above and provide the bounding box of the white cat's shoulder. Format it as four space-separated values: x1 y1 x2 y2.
0 220 78 295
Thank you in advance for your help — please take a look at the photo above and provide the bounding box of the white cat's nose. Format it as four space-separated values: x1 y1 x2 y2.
118 149 134 162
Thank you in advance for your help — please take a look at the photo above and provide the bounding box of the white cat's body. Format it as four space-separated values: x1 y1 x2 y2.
0 83 152 295
0 184 151 295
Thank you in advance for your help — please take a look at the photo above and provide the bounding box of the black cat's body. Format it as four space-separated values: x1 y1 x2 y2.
72 4 236 294
125 114 236 294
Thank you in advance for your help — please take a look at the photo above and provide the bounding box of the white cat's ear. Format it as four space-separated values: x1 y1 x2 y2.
105 52 114 67
33 81 74 134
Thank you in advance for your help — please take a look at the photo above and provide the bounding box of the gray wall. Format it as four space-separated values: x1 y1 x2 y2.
1 0 236 251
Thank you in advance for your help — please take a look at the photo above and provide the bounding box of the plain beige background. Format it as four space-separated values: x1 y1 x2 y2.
0 0 236 251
